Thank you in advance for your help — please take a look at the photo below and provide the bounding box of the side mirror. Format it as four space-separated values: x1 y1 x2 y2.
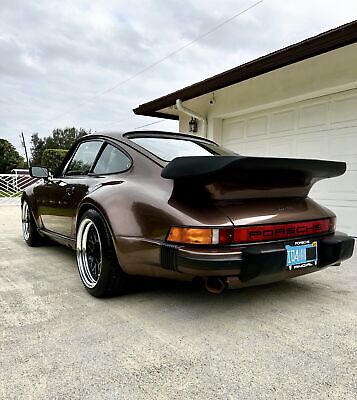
30 166 49 179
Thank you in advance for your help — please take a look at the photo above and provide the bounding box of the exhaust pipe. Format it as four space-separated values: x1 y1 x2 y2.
203 277 226 294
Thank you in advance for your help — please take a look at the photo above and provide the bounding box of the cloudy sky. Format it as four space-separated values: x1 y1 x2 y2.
1 0 357 155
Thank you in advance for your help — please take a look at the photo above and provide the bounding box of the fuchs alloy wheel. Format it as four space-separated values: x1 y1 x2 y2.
76 209 128 297
22 200 43 246
76 218 103 288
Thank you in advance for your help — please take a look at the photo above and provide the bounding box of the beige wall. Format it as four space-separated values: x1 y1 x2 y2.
174 43 357 141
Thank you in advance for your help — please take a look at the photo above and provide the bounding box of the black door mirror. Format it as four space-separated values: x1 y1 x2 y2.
30 166 49 179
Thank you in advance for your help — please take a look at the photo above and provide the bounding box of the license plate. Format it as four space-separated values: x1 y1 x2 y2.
285 240 318 270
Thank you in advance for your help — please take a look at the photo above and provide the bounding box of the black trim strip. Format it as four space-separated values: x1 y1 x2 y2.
39 228 76 248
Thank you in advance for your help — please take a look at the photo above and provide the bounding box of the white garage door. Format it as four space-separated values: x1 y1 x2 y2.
221 89 357 236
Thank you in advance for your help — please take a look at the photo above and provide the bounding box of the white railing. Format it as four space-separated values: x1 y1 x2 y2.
0 174 38 205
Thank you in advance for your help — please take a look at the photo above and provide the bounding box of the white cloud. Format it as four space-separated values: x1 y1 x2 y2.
0 0 356 153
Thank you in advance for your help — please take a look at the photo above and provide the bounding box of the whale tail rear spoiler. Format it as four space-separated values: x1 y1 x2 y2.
161 156 346 200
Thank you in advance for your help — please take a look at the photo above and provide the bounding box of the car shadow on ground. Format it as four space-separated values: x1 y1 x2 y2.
101 276 327 324
107 273 324 316
133 274 317 297
42 240 326 311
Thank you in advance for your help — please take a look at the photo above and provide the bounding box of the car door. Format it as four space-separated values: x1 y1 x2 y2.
71 141 132 237
36 140 103 237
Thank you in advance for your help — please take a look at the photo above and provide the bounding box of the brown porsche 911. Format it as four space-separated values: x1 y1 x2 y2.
22 131 354 297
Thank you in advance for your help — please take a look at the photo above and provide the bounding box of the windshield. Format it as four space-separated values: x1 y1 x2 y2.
130 137 236 161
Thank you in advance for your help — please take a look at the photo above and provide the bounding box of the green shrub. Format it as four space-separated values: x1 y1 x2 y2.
41 149 68 174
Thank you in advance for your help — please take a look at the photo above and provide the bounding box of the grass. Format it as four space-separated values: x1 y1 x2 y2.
0 192 22 197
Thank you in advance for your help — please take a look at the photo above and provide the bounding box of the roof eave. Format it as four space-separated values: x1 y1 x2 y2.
133 111 179 120
133 20 357 120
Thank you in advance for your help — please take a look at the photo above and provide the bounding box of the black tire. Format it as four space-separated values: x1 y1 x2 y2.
22 199 44 247
76 209 129 297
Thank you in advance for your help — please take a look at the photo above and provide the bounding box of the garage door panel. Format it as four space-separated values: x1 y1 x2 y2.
222 88 357 236
271 109 295 133
298 102 327 129
241 141 268 156
222 119 244 144
328 132 357 159
295 134 326 159
331 95 357 125
246 116 268 137
268 137 295 158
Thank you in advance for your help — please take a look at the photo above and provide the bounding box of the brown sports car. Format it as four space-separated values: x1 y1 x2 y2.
22 131 354 297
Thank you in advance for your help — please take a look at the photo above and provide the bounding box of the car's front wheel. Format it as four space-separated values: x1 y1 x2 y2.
76 209 128 297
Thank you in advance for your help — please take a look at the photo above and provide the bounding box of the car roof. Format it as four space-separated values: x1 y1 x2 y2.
91 130 218 145
75 130 220 168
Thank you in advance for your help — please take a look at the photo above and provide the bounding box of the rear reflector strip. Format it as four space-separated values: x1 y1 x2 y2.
231 218 332 243
166 218 334 245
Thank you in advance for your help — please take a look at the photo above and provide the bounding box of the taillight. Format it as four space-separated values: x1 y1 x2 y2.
166 218 334 245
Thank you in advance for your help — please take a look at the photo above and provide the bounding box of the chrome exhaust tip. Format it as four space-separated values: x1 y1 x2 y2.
203 277 226 294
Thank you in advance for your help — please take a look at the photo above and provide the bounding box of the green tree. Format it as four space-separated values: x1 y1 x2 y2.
0 139 25 173
30 133 46 166
30 127 89 165
41 149 68 174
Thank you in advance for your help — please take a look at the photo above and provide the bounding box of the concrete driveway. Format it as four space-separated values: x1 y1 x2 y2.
0 205 356 400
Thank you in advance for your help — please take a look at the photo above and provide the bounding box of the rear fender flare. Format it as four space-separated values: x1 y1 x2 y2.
76 199 128 266
76 200 113 239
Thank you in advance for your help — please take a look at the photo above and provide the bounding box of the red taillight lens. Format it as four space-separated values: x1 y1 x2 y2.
232 218 333 243
218 228 233 244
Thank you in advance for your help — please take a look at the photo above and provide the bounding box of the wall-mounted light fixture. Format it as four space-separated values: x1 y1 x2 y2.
189 117 198 133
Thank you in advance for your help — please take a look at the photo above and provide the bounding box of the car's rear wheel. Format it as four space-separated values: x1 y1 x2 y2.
22 200 43 246
76 209 128 297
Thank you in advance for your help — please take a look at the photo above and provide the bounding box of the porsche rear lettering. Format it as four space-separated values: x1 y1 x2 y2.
248 224 322 239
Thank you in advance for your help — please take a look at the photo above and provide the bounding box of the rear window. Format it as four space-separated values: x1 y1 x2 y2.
130 137 235 161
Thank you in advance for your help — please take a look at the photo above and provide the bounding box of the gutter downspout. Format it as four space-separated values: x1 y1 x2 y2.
176 99 208 138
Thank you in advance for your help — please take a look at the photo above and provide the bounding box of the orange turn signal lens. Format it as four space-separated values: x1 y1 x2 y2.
167 227 214 245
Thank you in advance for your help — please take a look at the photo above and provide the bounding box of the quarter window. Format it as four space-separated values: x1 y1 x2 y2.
93 144 131 174
65 141 102 176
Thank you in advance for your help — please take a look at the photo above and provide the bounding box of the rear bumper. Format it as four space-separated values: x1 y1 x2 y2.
161 232 355 283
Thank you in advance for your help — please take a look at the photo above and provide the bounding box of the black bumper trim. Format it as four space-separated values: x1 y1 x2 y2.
162 233 354 281
318 234 355 265
160 243 179 271
177 256 242 271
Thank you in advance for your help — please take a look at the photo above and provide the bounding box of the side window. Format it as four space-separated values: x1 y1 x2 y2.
65 141 102 176
93 144 131 175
